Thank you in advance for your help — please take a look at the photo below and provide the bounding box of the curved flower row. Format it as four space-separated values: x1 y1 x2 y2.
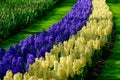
0 0 92 78
4 0 113 80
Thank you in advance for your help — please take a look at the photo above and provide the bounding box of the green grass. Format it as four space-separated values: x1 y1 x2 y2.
0 0 77 49
0 0 59 40
97 1 120 80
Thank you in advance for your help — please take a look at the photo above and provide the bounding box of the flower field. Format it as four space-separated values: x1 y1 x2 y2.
0 0 119 80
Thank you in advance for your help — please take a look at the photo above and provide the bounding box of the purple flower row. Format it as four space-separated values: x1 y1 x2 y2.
0 0 92 78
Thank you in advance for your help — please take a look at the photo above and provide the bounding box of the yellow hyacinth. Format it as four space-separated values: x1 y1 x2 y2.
4 70 13 80
13 73 23 80
23 73 30 80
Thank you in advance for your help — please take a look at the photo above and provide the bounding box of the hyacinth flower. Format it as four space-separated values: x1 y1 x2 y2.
26 54 35 72
0 0 92 78
0 48 5 60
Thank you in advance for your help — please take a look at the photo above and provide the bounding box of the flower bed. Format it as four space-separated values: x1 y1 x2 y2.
0 0 92 79
4 0 113 80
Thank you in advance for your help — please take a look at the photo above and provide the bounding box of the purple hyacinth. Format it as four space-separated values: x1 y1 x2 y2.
37 47 46 58
12 57 18 74
16 57 24 73
26 54 35 72
46 44 52 52
55 33 63 44
0 48 5 60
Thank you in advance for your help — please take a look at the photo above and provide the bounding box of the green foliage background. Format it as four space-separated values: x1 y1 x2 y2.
0 0 60 41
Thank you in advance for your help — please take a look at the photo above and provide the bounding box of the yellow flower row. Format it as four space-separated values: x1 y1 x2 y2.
4 0 113 80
